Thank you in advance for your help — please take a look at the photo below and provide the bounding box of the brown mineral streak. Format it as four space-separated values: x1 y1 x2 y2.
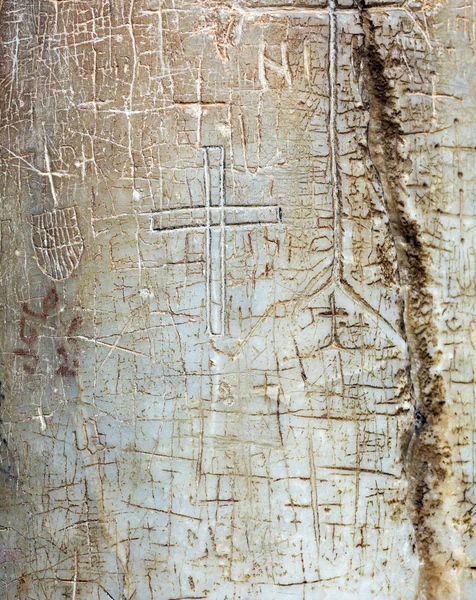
357 3 455 597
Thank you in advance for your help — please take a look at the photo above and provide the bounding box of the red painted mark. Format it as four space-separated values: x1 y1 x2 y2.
56 315 83 377
12 348 39 374
0 549 19 564
21 287 59 321
13 287 81 378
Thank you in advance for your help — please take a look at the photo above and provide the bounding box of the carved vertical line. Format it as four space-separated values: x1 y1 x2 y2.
328 0 343 282
203 146 225 336
203 147 213 335
219 146 226 336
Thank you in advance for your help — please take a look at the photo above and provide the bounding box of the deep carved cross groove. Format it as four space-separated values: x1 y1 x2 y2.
152 146 282 336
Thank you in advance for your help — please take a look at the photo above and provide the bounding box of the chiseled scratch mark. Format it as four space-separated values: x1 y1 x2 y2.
43 140 59 208
7 18 19 111
0 145 74 179
31 406 53 432
91 317 146 369
304 38 312 83
73 419 107 454
203 145 225 336
308 433 321 579
195 9 239 61
328 0 341 283
72 548 78 600
259 39 293 90
126 501 202 522
195 401 205 492
402 6 432 50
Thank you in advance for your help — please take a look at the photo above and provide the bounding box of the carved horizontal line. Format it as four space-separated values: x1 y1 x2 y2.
126 502 202 521
161 2 405 16
432 211 476 220
316 465 399 477
152 206 282 231
154 204 281 211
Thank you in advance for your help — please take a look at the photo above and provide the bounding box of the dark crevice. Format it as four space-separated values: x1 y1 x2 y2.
356 4 453 598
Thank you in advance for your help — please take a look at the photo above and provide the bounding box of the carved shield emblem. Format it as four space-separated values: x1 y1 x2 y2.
31 207 84 281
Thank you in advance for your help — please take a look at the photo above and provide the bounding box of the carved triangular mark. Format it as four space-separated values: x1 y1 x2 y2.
297 278 406 354
337 279 406 354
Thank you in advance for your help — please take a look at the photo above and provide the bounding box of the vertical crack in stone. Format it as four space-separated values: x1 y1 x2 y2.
356 5 455 598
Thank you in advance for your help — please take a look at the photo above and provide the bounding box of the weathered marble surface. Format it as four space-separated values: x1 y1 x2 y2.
0 0 474 598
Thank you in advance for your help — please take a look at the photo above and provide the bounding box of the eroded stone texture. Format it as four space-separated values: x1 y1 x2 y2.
0 0 474 599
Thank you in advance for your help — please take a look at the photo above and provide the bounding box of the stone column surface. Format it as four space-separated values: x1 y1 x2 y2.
0 0 474 598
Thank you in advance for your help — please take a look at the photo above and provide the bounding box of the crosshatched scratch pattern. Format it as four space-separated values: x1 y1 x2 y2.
31 207 84 280
0 0 474 599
